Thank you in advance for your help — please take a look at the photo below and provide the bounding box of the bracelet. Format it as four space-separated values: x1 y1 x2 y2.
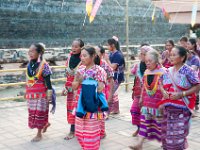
182 91 186 97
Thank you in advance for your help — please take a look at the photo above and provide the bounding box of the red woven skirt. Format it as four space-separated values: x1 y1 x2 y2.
99 118 105 139
67 91 76 125
27 98 49 129
75 117 101 150
130 97 141 126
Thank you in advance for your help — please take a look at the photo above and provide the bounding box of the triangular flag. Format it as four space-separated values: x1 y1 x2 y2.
89 0 103 23
86 0 93 17
162 7 170 20
191 2 198 27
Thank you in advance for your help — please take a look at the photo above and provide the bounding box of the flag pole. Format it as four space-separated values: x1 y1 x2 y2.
125 0 129 92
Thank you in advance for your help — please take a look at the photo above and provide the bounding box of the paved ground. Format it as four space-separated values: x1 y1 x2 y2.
0 89 200 150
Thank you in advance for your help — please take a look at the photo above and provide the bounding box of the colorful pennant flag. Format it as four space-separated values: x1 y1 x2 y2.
89 0 103 23
86 0 93 17
191 1 198 27
162 7 170 20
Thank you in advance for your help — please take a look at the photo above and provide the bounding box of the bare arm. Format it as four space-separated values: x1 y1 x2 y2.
105 59 118 70
159 83 169 99
72 72 82 90
97 81 105 93
170 84 200 100
139 86 144 107
104 53 118 70
183 84 200 96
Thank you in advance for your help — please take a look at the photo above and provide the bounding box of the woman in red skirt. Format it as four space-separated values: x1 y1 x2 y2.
26 43 52 142
73 46 107 150
62 39 84 140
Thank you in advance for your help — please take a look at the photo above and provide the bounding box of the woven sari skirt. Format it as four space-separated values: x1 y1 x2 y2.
161 106 191 150
75 116 101 150
139 107 162 142
109 81 120 114
27 98 49 129
67 91 76 125
130 96 141 126
99 118 105 139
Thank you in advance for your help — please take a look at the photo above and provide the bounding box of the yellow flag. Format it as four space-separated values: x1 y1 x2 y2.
89 0 102 23
152 6 156 23
86 0 93 17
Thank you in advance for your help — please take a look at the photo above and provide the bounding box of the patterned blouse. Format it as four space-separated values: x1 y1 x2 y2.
77 65 107 85
159 64 200 109
76 65 107 119
142 67 165 109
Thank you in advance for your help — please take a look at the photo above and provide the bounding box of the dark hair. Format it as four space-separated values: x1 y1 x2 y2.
180 36 188 42
140 43 150 47
176 46 187 63
98 45 105 54
189 38 197 51
33 43 45 55
84 46 100 65
107 38 126 68
107 38 120 51
166 39 175 47
74 38 84 48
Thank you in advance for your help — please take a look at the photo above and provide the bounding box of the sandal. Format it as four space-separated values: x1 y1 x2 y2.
64 132 75 140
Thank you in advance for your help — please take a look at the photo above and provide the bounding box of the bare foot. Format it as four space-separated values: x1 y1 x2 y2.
64 132 75 140
132 130 139 137
31 135 42 142
192 113 198 118
110 111 120 115
43 123 51 133
129 144 142 150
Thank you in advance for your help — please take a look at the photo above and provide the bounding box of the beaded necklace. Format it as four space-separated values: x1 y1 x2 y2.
26 60 46 87
144 73 161 96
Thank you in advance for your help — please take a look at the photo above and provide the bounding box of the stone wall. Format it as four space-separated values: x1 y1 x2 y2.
0 69 66 84
0 0 189 48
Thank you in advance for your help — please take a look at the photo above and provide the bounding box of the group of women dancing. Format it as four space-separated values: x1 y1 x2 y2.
130 37 200 150
25 36 200 150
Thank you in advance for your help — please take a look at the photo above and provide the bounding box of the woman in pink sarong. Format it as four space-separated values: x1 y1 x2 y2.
130 45 153 136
